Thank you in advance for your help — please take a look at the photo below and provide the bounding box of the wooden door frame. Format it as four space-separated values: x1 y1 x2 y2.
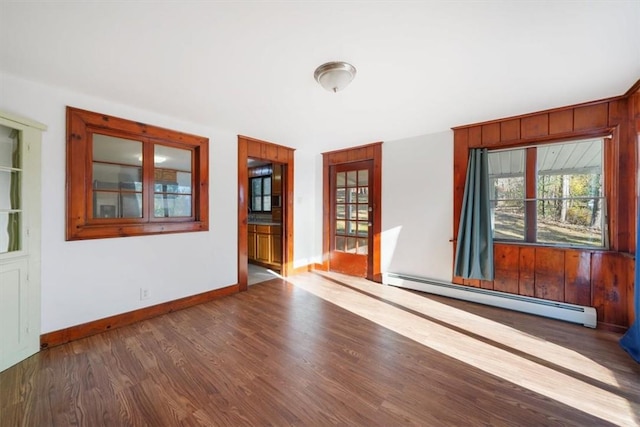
238 136 294 292
322 142 382 282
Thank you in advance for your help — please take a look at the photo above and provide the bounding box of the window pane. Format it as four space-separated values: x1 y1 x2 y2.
252 178 262 196
93 134 142 166
537 198 603 247
121 193 143 218
154 194 192 217
263 195 271 211
489 149 525 241
263 177 271 196
252 196 262 212
537 138 604 247
491 200 525 241
93 163 142 191
155 145 191 172
94 191 119 218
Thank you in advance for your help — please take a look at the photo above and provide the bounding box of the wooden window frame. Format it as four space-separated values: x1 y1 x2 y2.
66 107 209 240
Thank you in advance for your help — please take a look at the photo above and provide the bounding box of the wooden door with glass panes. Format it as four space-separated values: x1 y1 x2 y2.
330 160 373 277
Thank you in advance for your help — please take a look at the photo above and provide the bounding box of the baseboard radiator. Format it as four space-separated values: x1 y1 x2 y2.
382 272 597 328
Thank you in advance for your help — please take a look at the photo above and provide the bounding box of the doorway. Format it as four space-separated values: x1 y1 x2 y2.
322 142 382 282
237 136 294 292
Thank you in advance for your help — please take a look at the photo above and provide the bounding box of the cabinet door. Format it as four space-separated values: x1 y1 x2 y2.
256 233 271 264
248 231 256 260
271 233 282 264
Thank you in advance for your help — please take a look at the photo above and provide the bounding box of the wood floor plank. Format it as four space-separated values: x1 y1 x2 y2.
1 272 639 426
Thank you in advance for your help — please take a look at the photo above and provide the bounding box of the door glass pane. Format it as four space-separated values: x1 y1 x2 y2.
346 221 356 235
357 222 368 236
357 238 368 255
357 205 368 220
335 236 345 252
336 172 346 187
357 169 368 186
336 188 346 203
347 188 357 203
358 188 368 203
336 220 345 234
336 204 345 219
0 125 21 253
348 204 357 220
346 237 357 253
347 171 357 187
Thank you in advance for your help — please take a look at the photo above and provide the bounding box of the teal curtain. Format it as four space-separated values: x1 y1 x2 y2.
620 194 640 363
8 130 20 252
454 148 494 280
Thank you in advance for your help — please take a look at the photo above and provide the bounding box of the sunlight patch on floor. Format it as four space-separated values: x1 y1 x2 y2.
287 272 638 426
314 271 625 389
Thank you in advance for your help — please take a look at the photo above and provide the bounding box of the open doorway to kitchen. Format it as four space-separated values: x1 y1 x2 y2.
238 136 294 291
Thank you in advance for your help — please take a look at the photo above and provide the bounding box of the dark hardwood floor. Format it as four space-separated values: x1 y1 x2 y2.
2 271 639 426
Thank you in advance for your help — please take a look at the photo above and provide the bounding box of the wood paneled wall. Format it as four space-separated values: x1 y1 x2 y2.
452 81 640 331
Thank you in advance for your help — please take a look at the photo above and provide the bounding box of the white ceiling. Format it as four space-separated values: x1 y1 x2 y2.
1 1 638 150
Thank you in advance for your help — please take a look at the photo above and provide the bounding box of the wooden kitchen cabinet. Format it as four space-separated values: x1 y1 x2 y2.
248 224 281 270
247 224 256 260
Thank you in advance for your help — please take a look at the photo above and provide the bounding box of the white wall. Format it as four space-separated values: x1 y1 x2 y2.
0 73 240 333
381 131 453 282
0 72 457 333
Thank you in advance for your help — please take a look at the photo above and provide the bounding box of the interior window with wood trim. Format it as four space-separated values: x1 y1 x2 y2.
488 136 607 248
66 107 209 240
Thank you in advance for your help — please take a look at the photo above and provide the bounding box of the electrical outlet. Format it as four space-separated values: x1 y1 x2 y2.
140 288 149 300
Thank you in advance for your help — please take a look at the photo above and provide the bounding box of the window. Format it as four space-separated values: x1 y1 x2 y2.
250 176 272 212
488 137 606 248
66 107 209 240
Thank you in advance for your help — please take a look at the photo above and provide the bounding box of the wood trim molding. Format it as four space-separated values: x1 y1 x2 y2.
451 94 627 131
237 135 295 292
40 284 239 349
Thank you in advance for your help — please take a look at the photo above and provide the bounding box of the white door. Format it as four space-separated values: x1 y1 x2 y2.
0 112 45 372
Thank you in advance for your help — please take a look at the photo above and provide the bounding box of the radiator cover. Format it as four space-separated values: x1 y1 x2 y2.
383 272 597 328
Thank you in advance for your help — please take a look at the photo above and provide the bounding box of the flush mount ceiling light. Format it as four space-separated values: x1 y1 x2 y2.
314 61 357 93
